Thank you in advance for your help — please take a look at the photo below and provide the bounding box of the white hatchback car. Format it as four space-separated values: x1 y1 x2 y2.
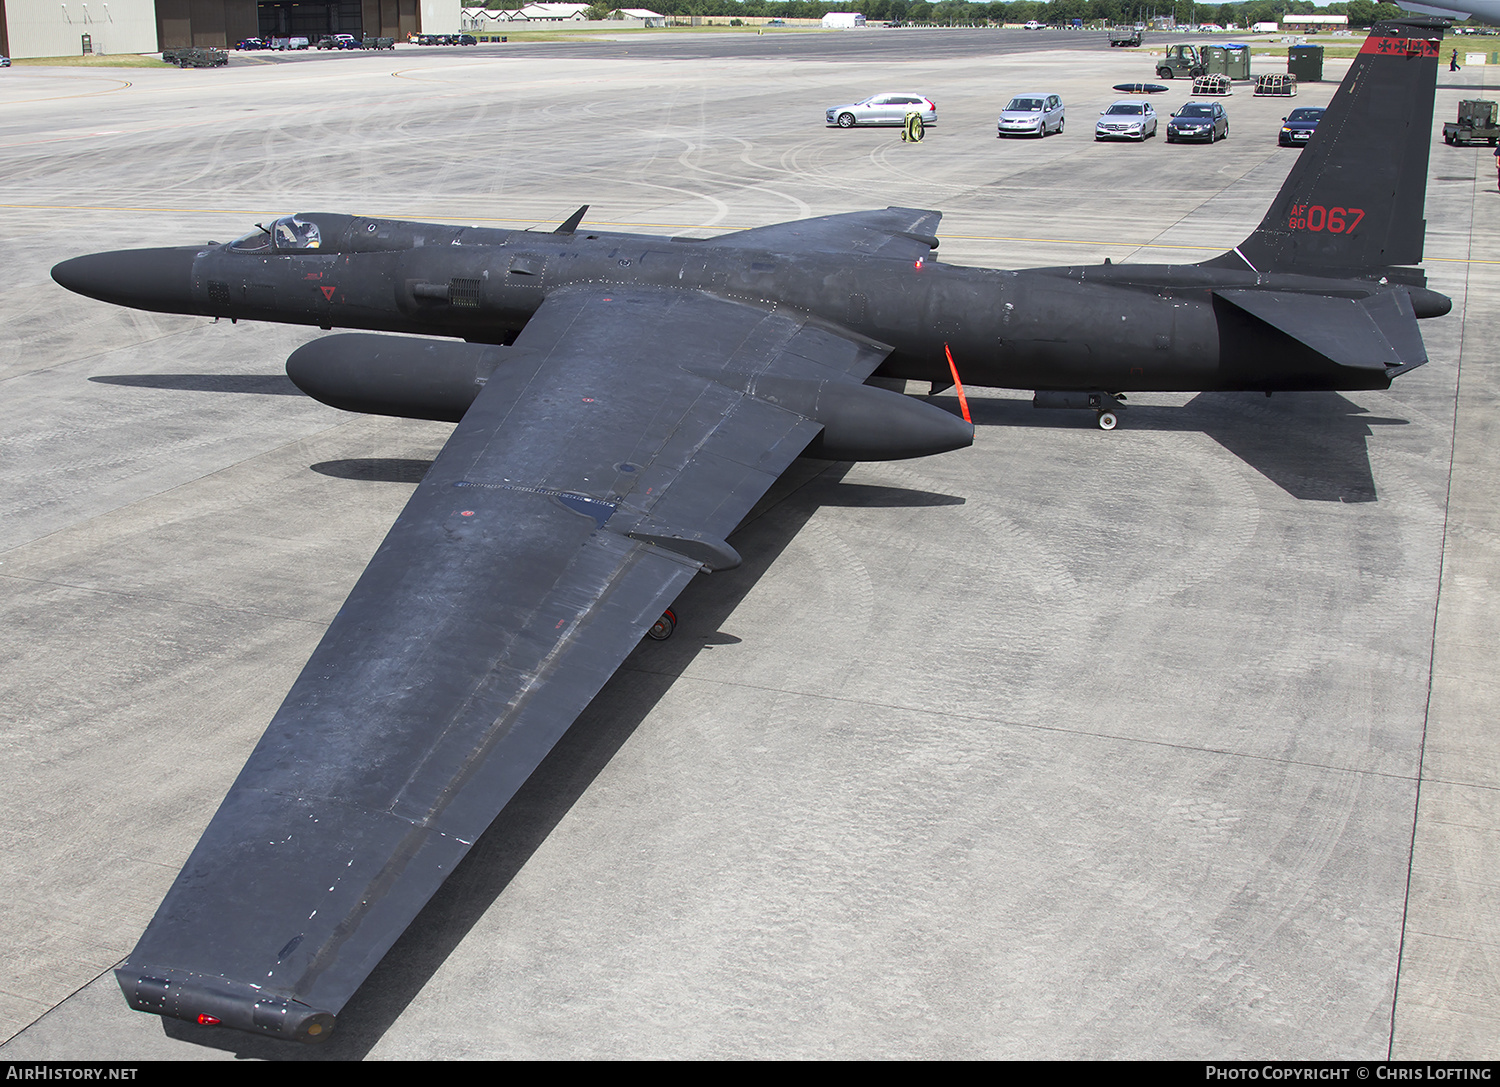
998 93 1065 137
827 93 937 128
1095 99 1158 141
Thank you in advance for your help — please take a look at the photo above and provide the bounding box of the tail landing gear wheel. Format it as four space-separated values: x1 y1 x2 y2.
1097 411 1118 431
648 608 677 641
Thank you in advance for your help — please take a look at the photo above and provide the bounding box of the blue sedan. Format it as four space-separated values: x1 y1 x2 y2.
1167 101 1228 143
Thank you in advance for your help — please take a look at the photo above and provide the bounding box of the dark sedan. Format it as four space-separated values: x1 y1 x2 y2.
1279 107 1325 147
1167 101 1228 143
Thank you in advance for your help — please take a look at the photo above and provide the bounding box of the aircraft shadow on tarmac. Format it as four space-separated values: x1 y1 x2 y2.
101 388 1382 1055
89 373 303 396
87 373 1394 504
794 480 964 508
156 460 969 1058
948 390 1407 505
311 458 435 484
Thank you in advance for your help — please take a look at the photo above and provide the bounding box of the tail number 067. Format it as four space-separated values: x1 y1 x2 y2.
1288 205 1364 233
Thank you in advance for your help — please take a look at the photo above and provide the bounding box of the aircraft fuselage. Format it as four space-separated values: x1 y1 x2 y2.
64 212 1441 406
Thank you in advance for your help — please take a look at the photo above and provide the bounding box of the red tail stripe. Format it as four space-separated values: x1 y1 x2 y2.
1359 36 1439 57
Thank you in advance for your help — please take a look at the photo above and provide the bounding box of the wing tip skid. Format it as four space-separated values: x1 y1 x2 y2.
117 963 336 1044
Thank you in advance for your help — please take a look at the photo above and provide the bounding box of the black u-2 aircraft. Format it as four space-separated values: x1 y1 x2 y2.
51 18 1449 1044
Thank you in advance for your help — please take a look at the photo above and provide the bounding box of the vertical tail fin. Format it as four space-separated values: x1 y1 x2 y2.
1205 18 1445 277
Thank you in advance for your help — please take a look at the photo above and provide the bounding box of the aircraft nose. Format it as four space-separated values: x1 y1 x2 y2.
51 247 202 314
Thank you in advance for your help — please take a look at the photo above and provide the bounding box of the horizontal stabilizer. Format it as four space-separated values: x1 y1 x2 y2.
1215 288 1427 374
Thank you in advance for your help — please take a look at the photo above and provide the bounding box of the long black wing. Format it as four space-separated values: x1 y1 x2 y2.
117 286 894 1042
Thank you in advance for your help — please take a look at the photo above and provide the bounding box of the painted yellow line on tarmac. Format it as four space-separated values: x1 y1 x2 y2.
4 204 1496 265
0 78 132 105
941 234 1500 264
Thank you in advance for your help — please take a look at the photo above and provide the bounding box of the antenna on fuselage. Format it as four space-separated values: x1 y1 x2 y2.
553 205 589 235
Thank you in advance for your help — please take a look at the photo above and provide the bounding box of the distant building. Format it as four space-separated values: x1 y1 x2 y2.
517 3 589 19
2 0 158 59
1283 14 1349 26
609 8 666 25
0 0 456 58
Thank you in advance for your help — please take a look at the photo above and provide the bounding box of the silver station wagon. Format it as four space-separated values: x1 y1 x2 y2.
827 93 937 128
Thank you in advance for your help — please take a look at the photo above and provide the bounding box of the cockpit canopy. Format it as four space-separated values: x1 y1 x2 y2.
275 216 322 249
230 213 357 253
231 215 321 253
224 212 503 256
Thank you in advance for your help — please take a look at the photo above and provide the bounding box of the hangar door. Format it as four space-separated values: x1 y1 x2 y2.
157 0 260 49
257 0 416 40
153 0 417 48
257 0 362 39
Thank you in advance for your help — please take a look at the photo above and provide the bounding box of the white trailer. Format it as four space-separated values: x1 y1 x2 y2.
821 12 866 28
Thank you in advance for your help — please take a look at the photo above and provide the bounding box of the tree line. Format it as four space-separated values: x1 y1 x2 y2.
545 1 1413 29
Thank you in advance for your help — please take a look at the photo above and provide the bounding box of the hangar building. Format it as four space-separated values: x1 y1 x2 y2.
0 0 458 58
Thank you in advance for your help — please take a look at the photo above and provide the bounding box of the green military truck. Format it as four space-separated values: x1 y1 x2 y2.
1110 26 1143 46
1443 99 1500 145
1156 44 1207 79
163 47 228 67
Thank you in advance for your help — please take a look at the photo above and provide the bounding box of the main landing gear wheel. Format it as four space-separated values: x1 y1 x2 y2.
648 608 677 641
1097 411 1118 431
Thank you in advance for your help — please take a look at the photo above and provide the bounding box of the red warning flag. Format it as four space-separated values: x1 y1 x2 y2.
944 343 971 424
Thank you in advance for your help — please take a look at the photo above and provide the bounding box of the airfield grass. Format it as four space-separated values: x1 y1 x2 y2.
1248 39 1500 59
1247 44 1363 59
11 54 172 67
471 26 836 40
1139 31 1500 62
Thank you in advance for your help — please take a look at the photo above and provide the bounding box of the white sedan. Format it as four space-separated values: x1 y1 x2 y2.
1095 100 1158 141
